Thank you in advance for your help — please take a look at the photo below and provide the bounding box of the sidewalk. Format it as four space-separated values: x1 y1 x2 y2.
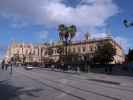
36 67 133 86
74 71 133 87
38 67 80 75
0 67 12 82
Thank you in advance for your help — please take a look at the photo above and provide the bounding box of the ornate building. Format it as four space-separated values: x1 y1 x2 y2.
5 42 46 64
49 36 125 64
5 36 125 64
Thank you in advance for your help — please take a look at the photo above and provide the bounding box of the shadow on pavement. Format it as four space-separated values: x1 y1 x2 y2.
38 67 80 75
0 80 43 100
88 79 120 85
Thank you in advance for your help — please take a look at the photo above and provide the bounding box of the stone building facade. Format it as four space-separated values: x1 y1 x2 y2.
5 42 47 64
5 36 125 64
49 37 125 64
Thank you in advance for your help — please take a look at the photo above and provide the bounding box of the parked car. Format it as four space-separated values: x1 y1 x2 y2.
24 66 34 70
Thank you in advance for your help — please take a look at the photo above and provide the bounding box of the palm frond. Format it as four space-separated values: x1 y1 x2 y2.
123 19 128 27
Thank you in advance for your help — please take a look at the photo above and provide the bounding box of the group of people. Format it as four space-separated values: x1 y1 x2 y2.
1 59 13 73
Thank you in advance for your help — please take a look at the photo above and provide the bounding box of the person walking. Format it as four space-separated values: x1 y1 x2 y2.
9 57 14 74
5 60 12 74
5 60 9 71
1 60 5 70
9 60 13 74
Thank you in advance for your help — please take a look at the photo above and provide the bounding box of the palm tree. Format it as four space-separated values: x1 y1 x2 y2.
58 24 77 70
123 19 133 28
67 25 77 43
58 24 77 43
58 24 67 41
57 46 64 64
58 24 77 52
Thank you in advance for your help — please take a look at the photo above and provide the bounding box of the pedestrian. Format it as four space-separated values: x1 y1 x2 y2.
109 66 112 74
105 67 108 73
9 60 13 74
5 60 9 71
51 64 54 71
1 60 5 70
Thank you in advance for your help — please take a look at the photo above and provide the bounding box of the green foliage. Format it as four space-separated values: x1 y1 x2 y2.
93 42 116 64
127 48 133 63
58 24 67 41
58 24 77 64
62 53 80 64
123 19 133 28
83 53 93 64
58 24 77 43
47 48 53 56
67 25 77 40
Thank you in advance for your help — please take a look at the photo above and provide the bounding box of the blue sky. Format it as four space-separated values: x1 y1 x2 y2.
0 0 133 58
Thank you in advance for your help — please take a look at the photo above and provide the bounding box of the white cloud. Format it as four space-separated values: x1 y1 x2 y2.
92 33 108 38
11 21 29 29
0 45 7 60
0 0 119 29
0 0 121 45
0 12 31 28
44 0 119 28
37 31 49 41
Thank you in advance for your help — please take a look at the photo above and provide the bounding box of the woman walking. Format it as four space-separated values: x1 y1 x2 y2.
1 60 5 70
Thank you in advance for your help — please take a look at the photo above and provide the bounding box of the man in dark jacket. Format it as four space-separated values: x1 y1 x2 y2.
1 60 5 70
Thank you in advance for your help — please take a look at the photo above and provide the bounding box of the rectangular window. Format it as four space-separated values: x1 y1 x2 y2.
90 48 93 51
78 47 81 52
54 49 57 54
26 50 28 55
68 48 71 53
33 50 35 55
73 48 76 53
82 47 86 52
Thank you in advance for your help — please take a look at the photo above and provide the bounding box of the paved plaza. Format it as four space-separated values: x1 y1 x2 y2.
1 66 133 100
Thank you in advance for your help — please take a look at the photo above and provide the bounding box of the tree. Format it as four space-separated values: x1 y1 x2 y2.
47 47 53 56
58 24 77 55
22 55 26 65
93 42 116 64
67 25 77 43
57 46 64 63
83 53 94 64
123 19 133 28
58 24 77 70
58 24 67 42
127 48 133 63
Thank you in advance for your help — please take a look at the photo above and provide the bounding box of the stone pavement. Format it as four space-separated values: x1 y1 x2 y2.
1 66 133 100
0 66 12 81
38 67 133 87
20 67 133 100
74 71 133 88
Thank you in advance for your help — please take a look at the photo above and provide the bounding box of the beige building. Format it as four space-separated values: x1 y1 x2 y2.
5 36 125 64
49 36 125 64
5 42 43 63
